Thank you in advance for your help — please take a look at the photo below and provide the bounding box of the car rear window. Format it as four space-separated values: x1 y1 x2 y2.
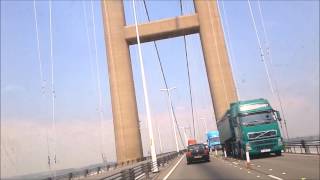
188 144 205 151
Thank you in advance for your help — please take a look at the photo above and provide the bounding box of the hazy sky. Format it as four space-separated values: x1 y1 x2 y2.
1 0 319 178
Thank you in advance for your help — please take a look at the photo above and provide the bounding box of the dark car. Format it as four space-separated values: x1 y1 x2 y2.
186 143 210 164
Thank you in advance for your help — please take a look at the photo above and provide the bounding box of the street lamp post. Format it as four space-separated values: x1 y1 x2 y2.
160 87 179 152
132 0 158 172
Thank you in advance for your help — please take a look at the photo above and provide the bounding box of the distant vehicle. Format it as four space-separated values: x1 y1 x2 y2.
186 143 210 164
188 139 197 146
217 98 284 159
206 130 222 151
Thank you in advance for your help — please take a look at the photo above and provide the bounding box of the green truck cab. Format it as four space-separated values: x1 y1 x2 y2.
217 98 283 158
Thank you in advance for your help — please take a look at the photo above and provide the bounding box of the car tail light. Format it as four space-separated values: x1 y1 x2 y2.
186 152 192 157
204 149 209 155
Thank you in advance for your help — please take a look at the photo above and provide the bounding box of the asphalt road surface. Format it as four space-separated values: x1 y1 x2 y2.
166 153 319 180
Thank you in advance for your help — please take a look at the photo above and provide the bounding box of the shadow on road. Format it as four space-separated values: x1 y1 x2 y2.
251 153 282 160
187 160 211 165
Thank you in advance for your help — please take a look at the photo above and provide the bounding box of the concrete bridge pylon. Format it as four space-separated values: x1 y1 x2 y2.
101 0 237 163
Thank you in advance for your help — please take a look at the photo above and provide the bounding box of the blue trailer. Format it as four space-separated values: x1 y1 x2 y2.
207 131 222 151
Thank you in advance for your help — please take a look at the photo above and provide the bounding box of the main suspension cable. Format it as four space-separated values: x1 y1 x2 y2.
90 0 107 163
33 0 52 173
48 0 57 178
257 0 290 139
179 0 197 140
142 0 186 148
33 0 46 95
81 1 96 89
247 0 275 95
247 0 289 139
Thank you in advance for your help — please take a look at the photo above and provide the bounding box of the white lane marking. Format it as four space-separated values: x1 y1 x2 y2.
301 177 307 180
268 175 283 180
269 169 273 171
240 168 242 170
247 171 251 174
257 175 260 178
282 172 286 175
135 173 145 180
163 155 184 180
257 165 261 167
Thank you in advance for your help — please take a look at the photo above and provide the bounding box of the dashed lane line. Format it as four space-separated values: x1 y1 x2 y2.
216 157 261 179
218 157 289 180
268 175 283 180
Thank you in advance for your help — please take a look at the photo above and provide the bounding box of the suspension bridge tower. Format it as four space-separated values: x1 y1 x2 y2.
101 0 237 163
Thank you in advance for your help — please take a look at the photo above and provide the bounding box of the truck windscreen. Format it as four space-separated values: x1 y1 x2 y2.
240 112 276 126
209 137 220 143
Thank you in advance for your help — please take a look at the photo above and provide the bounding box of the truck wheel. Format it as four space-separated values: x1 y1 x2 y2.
275 151 282 156
235 146 240 158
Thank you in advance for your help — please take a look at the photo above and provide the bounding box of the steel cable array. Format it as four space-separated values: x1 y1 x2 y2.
142 0 187 148
256 0 290 139
178 0 197 140
33 0 53 174
48 0 57 178
82 0 108 164
247 0 290 139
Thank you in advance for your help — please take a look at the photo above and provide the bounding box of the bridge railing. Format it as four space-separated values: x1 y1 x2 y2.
43 150 186 180
283 139 320 155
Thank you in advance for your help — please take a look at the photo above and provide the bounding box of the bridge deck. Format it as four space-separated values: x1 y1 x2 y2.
162 153 319 180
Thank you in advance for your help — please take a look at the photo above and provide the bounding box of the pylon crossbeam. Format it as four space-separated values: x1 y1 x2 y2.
125 14 200 45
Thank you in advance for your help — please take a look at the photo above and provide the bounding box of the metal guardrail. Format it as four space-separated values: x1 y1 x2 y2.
283 139 320 155
43 150 185 180
99 151 185 180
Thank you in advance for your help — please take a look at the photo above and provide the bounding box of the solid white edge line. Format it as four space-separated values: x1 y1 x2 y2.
163 155 185 180
268 175 283 180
